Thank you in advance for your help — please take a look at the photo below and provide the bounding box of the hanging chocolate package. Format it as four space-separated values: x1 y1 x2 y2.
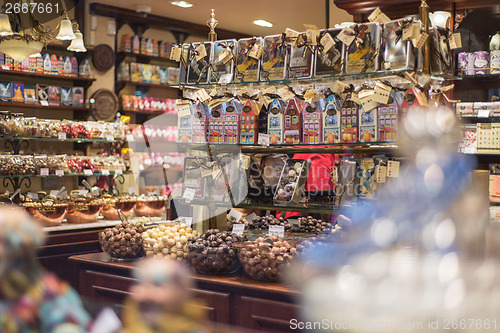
315 28 345 76
187 42 212 84
346 22 381 74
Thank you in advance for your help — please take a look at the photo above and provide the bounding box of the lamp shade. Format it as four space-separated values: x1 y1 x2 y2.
56 19 76 40
67 32 86 52
429 11 451 29
0 13 13 36
0 38 43 62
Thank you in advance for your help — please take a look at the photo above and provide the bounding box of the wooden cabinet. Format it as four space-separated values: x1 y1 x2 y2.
69 253 301 332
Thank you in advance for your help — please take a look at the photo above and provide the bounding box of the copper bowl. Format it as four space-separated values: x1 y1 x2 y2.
134 199 167 217
101 200 136 220
66 202 102 223
23 203 68 227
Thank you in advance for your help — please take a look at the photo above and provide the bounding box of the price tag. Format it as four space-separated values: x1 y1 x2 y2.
183 217 193 227
478 109 490 118
56 170 64 177
278 87 295 101
40 168 49 176
218 48 232 63
40 100 49 106
183 188 196 202
375 165 387 183
263 86 277 95
320 33 335 54
102 169 110 176
358 89 374 100
258 133 270 147
218 73 232 84
194 88 210 102
79 189 89 196
177 102 191 118
58 132 67 140
248 43 263 60
231 224 245 236
170 46 181 61
332 80 348 95
413 32 429 49
268 225 285 237
128 186 136 195
351 93 362 105
246 212 259 222
305 29 319 46
449 33 462 49
285 28 299 46
115 168 123 175
106 135 114 142
368 7 390 24
373 82 392 105
84 169 93 176
195 43 207 61
228 208 243 223
28 192 38 200
1 65 9 70
386 160 400 178
337 27 356 46
126 134 135 142
360 98 379 111
50 190 59 197
91 188 100 196
403 25 414 41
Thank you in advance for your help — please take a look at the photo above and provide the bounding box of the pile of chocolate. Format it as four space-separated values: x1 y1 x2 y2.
99 222 145 260
290 216 333 233
246 215 292 231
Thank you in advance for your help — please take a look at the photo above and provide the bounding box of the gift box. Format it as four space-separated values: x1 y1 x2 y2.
346 23 381 74
260 35 287 81
287 40 314 78
177 101 194 143
61 87 72 106
240 100 260 145
211 39 236 83
48 86 60 106
187 42 212 84
378 92 403 142
235 38 262 82
72 87 84 107
12 83 24 103
340 95 360 143
315 28 345 76
208 104 224 143
267 98 286 144
284 98 304 144
24 84 36 104
323 94 342 144
382 19 417 70
303 100 324 144
223 99 242 144
359 107 378 143
191 101 210 143
36 84 48 105
273 159 310 204
183 157 208 199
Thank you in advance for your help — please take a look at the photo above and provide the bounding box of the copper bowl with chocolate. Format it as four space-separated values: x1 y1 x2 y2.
23 203 68 227
101 199 137 220
65 200 102 223
134 199 167 217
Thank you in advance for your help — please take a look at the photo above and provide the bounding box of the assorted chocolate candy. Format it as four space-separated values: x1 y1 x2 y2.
99 222 146 260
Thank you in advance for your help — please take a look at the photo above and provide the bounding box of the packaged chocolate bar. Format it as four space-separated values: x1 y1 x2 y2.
284 98 304 144
24 84 36 104
208 105 224 144
211 39 236 83
177 101 193 143
260 35 287 81
473 51 489 75
223 99 242 144
36 84 48 105
382 19 416 70
315 29 344 76
235 38 262 82
48 86 60 106
12 83 24 103
240 100 260 144
267 98 286 144
187 42 212 84
0 82 12 102
287 42 314 78
61 87 72 106
346 23 381 74
303 99 325 144
359 107 378 143
323 94 342 144
340 95 360 143
273 159 310 204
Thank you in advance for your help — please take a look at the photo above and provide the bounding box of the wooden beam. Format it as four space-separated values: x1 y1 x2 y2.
89 2 250 41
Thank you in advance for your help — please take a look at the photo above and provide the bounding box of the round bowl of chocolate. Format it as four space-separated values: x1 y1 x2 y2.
99 221 146 261
188 229 244 275
22 199 68 227
66 198 102 224
134 195 168 217
237 236 297 282
100 195 137 220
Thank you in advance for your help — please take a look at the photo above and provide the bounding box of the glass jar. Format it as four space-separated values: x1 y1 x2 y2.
23 117 38 137
8 113 24 137
0 111 12 137
34 155 49 175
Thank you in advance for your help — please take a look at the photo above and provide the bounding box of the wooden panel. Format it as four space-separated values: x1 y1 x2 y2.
191 289 231 324
239 296 301 332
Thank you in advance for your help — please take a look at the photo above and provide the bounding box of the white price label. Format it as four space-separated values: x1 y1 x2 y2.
128 186 136 195
79 189 89 196
218 73 233 84
228 208 243 223
194 88 210 102
106 135 114 142
40 100 49 106
246 212 259 222
102 169 110 176
183 188 196 202
449 33 462 49
91 188 100 196
337 27 356 46
50 190 59 197
320 33 335 54
258 133 271 146
386 160 400 178
177 102 191 117
478 109 490 118
183 217 193 227
84 169 93 176
1 65 9 70
268 225 285 237
56 170 64 177
126 134 135 142
40 168 49 176
58 132 67 140
195 43 207 61
115 168 123 175
231 224 245 236
170 46 181 61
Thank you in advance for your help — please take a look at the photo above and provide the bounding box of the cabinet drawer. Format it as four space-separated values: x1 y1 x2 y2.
239 296 301 332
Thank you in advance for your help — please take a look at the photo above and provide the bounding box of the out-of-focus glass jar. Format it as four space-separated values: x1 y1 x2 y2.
8 113 24 137
34 155 49 175
0 111 12 137
18 155 35 175
0 154 11 175
23 117 38 137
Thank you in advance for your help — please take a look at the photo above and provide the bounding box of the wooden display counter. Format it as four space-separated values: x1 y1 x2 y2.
69 252 301 333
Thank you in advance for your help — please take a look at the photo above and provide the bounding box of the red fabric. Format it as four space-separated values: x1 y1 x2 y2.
293 153 337 191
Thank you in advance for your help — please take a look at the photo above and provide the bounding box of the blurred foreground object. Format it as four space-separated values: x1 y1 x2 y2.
291 107 495 333
121 258 209 333
0 206 91 333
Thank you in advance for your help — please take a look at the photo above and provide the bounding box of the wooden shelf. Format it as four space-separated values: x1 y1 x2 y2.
116 51 177 63
0 101 90 112
116 80 175 89
0 69 96 85
120 109 174 115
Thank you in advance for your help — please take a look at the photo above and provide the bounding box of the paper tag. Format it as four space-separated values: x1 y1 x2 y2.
201 167 213 178
312 91 325 104
278 87 295 101
240 154 251 170
358 90 374 100
84 169 93 176
304 89 317 103
258 133 270 146
320 33 335 54
79 189 89 196
177 102 191 117
305 29 319 46
56 170 64 177
49 190 59 197
478 109 490 118
351 93 362 105
195 43 207 61
373 82 392 105
360 98 379 111
58 132 67 140
1 65 9 70
126 134 135 142
248 43 263 60
375 165 387 183
40 168 49 176
115 168 123 175
28 192 38 200
268 225 285 237
263 86 277 95
285 28 299 45
449 33 462 49
40 100 49 106
337 27 355 46
218 48 233 64
194 88 210 102
413 32 428 49
170 46 181 61
228 208 243 223
368 7 390 24
403 25 414 41
183 188 196 202
91 188 100 196
386 160 400 178
246 212 259 222
102 169 110 176
128 186 136 195
106 135 114 142
218 73 232 84
231 224 245 236
333 80 348 95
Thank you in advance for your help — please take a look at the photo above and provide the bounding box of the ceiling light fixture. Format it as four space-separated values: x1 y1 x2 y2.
170 1 193 8
253 19 273 28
